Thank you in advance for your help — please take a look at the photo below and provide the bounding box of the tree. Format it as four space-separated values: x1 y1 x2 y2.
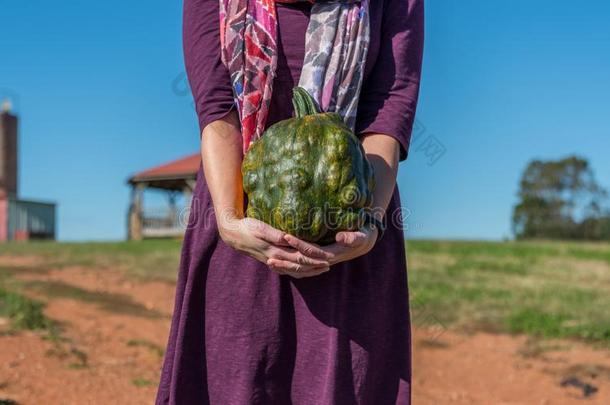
512 156 609 240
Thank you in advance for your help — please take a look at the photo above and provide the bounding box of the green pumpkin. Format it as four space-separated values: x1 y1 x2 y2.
242 87 375 244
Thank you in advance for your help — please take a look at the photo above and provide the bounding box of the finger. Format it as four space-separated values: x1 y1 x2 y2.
265 257 292 276
267 264 288 276
268 247 330 267
335 231 367 247
267 259 329 279
268 259 300 277
281 266 330 279
283 234 334 260
246 219 289 246
267 258 306 272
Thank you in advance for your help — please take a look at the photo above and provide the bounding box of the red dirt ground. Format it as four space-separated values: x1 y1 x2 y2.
1 258 609 404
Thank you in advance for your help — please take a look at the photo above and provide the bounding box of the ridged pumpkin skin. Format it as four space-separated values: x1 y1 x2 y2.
242 87 375 244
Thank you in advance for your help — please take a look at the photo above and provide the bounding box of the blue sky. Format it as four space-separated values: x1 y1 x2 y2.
1 0 609 241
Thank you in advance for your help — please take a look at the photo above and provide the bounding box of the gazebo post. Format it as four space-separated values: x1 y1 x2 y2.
128 183 145 240
168 192 177 230
183 181 195 205
181 183 195 229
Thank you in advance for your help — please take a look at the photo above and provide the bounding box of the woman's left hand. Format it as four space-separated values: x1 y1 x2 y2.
275 224 378 270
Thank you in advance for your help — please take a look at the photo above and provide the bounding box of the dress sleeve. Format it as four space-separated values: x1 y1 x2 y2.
355 0 424 161
183 0 235 133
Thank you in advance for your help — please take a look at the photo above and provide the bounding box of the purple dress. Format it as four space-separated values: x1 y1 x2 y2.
156 0 424 404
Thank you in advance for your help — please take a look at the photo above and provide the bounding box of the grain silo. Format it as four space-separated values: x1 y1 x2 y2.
0 99 56 242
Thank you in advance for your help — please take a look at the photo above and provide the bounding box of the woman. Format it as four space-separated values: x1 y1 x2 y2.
156 0 423 403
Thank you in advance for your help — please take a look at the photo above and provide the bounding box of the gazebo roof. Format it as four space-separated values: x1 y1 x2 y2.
128 153 200 190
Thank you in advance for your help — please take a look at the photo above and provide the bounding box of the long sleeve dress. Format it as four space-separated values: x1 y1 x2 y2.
156 0 424 404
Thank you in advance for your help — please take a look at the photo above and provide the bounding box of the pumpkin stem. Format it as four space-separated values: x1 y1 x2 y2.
292 87 321 118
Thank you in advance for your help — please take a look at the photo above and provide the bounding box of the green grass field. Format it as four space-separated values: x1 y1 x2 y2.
408 240 610 343
1 239 609 344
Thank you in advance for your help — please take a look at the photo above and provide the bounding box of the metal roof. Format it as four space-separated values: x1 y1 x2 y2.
129 153 200 184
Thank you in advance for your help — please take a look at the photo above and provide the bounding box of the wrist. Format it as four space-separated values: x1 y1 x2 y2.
362 212 385 243
362 223 379 244
216 208 243 241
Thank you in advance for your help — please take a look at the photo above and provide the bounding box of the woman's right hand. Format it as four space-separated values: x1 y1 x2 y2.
201 113 329 278
218 215 331 278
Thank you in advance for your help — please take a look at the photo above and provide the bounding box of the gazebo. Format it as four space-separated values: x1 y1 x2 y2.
127 153 200 240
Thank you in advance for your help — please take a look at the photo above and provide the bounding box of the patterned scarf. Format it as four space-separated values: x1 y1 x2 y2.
219 0 370 153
